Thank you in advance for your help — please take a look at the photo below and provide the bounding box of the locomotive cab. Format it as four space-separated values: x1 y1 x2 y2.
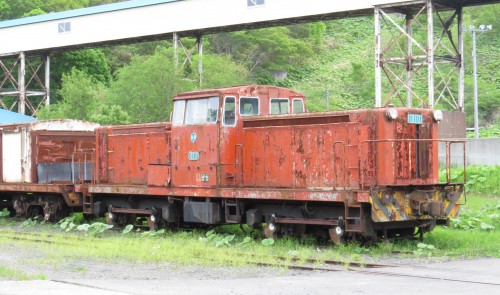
170 85 306 189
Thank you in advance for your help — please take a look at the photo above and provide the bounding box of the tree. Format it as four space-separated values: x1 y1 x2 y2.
190 54 250 89
105 47 192 123
38 69 105 121
0 1 11 20
207 23 325 78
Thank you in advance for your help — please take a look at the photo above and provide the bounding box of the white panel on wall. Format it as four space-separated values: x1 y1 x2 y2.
2 132 22 182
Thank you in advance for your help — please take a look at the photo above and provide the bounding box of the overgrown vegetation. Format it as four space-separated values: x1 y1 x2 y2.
450 201 500 231
440 165 500 194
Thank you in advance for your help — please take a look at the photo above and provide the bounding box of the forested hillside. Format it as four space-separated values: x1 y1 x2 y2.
1 0 499 135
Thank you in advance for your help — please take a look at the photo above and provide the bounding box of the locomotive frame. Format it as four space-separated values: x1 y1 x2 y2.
0 85 466 243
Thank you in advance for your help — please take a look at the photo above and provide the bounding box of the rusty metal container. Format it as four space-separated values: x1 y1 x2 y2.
95 122 171 185
0 120 98 184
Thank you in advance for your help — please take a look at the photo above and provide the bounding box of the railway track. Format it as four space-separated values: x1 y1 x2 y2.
259 255 500 286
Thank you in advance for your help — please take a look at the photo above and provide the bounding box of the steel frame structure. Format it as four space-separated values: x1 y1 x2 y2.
173 32 204 87
374 0 464 110
0 53 50 115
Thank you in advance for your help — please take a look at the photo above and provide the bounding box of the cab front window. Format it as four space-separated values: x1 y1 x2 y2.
184 97 219 125
172 100 186 126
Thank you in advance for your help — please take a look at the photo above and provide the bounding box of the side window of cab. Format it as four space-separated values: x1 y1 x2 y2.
292 98 304 114
240 97 259 116
270 98 289 115
223 96 236 126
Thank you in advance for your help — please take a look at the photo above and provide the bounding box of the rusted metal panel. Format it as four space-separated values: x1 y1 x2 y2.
33 131 96 184
96 127 109 183
171 124 218 187
0 183 63 193
220 188 345 202
242 120 357 190
370 185 463 222
0 120 98 184
96 122 171 185
438 111 466 139
268 128 293 187
148 165 170 186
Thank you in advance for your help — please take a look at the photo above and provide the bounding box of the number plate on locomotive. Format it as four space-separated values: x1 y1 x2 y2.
188 151 199 161
407 114 423 124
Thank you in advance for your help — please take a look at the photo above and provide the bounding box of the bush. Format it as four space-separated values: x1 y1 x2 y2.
440 165 500 194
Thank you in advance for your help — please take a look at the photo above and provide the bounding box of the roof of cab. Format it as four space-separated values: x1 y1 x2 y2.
173 85 305 100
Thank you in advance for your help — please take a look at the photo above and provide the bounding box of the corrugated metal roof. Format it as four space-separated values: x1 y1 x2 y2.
0 109 38 124
0 0 181 29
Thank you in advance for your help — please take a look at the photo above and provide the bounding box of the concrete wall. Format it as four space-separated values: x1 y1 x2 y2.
439 138 500 166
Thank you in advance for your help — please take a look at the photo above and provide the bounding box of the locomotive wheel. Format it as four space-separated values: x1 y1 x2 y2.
43 203 70 222
26 205 42 219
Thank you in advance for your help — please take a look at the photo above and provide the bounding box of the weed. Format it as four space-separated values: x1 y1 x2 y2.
450 201 500 231
261 238 275 246
122 224 134 234
20 217 39 228
0 265 45 280
413 243 436 257
57 216 113 236
441 165 500 194
141 229 165 238
58 216 77 231
0 208 10 217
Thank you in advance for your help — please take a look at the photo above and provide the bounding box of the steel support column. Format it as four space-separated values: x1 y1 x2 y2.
172 32 203 86
0 52 51 116
45 55 50 106
18 52 26 114
427 0 434 108
374 0 464 110
197 34 203 87
374 7 382 108
457 7 464 111
406 13 413 107
173 32 179 68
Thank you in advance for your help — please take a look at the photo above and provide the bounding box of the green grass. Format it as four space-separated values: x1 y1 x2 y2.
0 265 46 280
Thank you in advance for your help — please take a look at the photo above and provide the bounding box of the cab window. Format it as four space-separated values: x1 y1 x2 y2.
292 99 304 114
223 96 236 126
240 97 259 116
270 98 289 115
172 100 185 126
184 97 219 125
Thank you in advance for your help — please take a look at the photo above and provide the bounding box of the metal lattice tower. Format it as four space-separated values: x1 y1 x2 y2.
0 53 50 115
374 0 464 110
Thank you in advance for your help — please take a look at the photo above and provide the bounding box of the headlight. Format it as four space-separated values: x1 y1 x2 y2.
386 108 398 120
433 110 443 122
150 215 156 222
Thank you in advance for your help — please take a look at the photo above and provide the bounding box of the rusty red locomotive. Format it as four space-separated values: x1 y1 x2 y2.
0 85 465 243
